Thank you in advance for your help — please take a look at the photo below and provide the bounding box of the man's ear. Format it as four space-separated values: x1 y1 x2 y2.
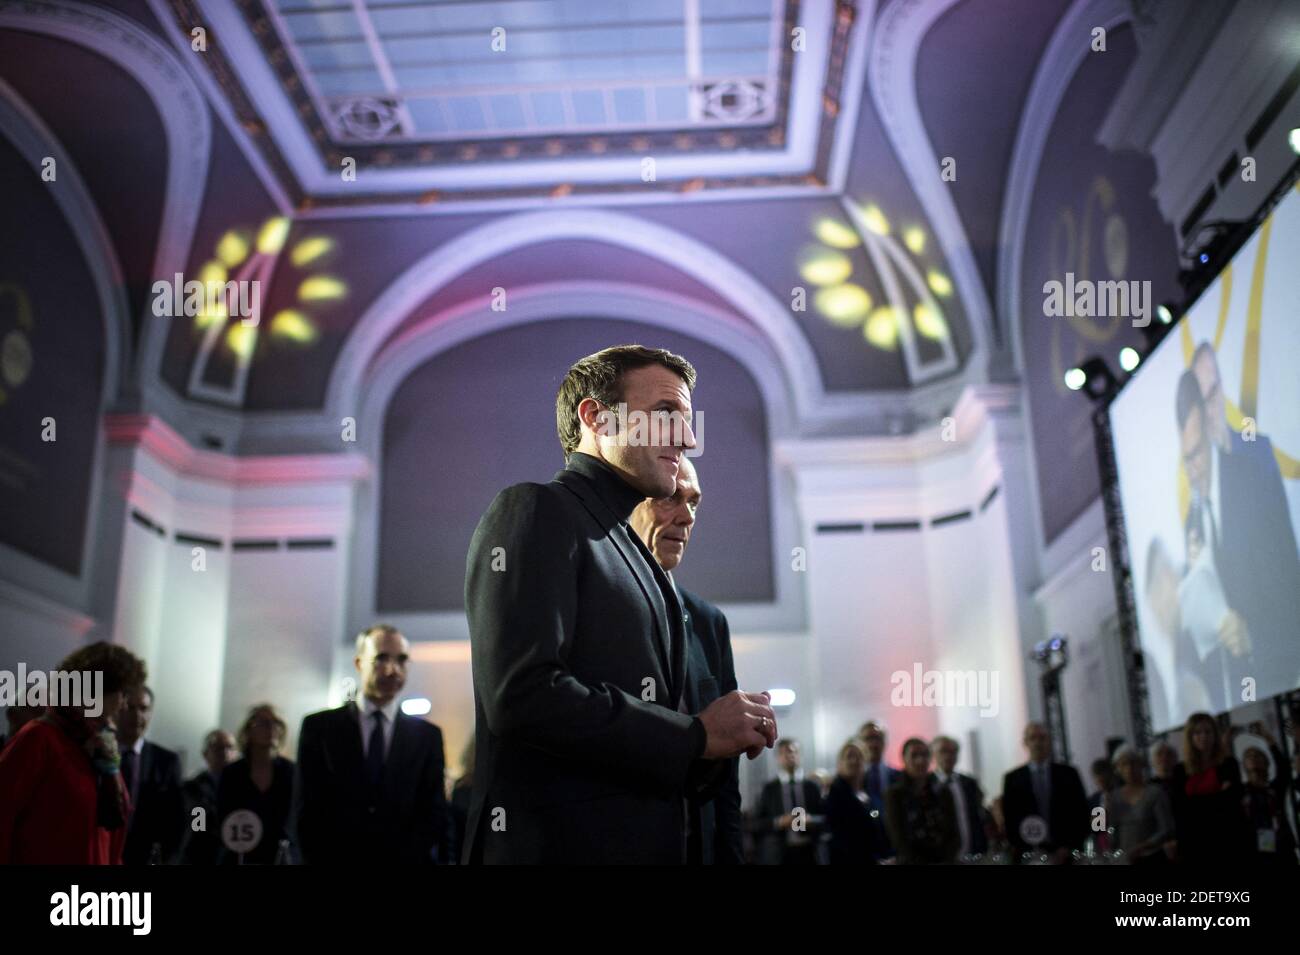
578 396 614 437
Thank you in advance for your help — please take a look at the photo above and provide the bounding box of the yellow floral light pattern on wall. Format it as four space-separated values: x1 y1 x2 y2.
187 216 345 406
803 199 957 383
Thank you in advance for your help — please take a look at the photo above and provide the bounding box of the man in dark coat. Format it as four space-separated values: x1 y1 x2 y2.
462 345 777 864
630 454 744 864
294 625 451 864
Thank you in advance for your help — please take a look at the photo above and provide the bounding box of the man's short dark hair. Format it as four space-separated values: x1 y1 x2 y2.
1175 367 1204 433
555 345 697 454
56 641 147 697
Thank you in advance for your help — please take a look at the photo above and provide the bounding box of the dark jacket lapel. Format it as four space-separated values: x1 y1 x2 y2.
337 703 365 791
553 468 675 690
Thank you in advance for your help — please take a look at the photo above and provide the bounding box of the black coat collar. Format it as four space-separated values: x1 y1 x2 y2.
560 451 646 526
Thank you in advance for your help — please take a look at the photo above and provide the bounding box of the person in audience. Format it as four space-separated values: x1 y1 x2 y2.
118 685 184 864
885 737 959 865
1002 721 1089 863
1104 745 1174 865
932 735 989 858
1240 745 1297 865
824 740 886 864
1 705 39 751
217 704 295 864
1150 740 1178 787
0 642 145 864
179 729 236 865
987 795 1009 856
754 738 824 864
1147 739 1181 859
1086 755 1119 852
293 625 451 864
1170 711 1246 864
449 734 474 866
630 454 743 864
857 720 899 858
1089 757 1117 810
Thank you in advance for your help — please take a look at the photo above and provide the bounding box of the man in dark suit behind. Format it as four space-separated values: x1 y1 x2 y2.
1002 722 1088 863
754 739 825 864
932 735 989 858
293 625 451 864
858 720 900 859
462 345 778 864
179 729 236 865
118 686 184 865
630 454 743 864
1192 343 1300 692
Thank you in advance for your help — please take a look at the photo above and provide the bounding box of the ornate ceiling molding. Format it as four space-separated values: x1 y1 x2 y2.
160 0 864 209
105 413 371 485
868 0 993 366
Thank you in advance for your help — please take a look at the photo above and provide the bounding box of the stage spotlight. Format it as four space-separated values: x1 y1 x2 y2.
401 698 432 716
1119 346 1140 372
1156 303 1174 325
1289 127 1300 154
1068 356 1118 401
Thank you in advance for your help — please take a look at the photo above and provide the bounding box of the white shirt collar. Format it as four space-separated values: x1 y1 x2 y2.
128 736 145 756
778 769 804 785
358 696 399 724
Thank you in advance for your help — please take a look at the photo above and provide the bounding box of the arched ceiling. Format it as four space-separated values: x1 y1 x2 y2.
1 0 1093 440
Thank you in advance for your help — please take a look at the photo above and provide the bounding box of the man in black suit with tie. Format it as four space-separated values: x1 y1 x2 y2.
118 686 184 865
629 454 744 864
932 735 989 858
858 720 900 859
293 625 451 864
179 729 236 864
463 344 778 864
1001 722 1088 863
754 739 825 864
1191 344 1300 692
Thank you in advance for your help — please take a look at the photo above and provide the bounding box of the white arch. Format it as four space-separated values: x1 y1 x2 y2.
345 281 808 640
326 208 827 428
0 0 212 403
999 0 1133 374
869 0 993 364
995 0 1132 561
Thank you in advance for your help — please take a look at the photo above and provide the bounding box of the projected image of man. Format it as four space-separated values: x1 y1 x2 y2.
1190 344 1300 694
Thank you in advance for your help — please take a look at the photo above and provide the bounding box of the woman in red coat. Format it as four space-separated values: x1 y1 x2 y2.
0 642 146 864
